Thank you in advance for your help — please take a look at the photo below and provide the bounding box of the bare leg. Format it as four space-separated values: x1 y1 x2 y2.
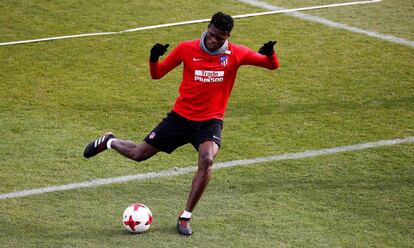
111 140 160 162
185 141 219 212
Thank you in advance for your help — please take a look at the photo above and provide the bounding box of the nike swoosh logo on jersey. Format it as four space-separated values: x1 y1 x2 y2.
193 58 203 61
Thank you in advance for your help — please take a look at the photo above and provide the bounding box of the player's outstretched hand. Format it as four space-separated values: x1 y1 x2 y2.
150 43 170 62
258 41 277 56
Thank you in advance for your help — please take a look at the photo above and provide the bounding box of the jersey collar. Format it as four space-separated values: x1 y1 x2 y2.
199 32 229 55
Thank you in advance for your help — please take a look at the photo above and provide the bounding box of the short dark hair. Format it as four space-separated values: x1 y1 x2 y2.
210 12 234 33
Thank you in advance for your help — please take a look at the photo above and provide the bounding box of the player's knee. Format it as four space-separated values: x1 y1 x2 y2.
198 154 213 173
131 153 144 162
130 143 158 162
131 149 148 162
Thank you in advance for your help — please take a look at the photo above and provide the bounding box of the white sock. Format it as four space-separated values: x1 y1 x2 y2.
107 138 117 149
180 210 192 219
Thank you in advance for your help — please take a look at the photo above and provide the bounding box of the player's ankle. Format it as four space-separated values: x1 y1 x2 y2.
107 138 117 149
179 210 192 220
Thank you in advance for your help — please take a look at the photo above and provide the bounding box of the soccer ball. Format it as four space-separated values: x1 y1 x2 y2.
122 203 153 233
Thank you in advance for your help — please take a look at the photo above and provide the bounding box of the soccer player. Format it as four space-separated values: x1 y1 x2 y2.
84 12 279 235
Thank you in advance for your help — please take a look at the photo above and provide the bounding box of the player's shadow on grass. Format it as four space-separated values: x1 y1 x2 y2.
116 225 181 237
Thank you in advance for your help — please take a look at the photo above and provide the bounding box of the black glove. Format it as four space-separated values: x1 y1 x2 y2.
150 43 169 62
258 41 277 56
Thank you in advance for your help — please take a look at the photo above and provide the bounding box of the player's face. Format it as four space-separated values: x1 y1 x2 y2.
205 24 230 51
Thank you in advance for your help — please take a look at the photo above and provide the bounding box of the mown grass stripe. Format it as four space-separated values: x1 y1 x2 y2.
1 136 412 200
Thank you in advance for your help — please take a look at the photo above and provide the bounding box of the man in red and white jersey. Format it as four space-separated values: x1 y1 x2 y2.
84 12 279 235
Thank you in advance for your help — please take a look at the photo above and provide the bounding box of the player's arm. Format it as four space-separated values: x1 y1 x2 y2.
239 41 279 70
149 43 183 79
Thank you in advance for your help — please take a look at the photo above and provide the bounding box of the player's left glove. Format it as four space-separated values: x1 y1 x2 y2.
258 41 277 56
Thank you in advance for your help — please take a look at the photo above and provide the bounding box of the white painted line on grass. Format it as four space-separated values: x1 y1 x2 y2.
237 0 414 48
119 0 381 33
0 0 381 46
1 136 413 200
0 32 117 46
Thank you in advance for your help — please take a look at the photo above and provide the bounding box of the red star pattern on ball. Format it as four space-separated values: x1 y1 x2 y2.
133 204 145 211
123 216 140 231
145 213 153 225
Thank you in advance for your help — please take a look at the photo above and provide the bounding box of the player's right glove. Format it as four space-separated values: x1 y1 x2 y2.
258 41 277 56
150 43 169 62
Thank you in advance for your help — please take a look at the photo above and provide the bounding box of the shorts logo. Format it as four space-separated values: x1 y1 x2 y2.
149 132 156 139
194 70 224 83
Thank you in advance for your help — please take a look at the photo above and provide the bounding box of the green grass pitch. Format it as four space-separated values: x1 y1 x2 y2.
0 0 413 247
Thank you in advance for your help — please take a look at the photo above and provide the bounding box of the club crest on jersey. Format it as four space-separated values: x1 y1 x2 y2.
220 56 228 67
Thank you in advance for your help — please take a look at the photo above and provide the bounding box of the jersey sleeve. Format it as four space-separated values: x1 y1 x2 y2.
149 43 184 79
236 45 279 70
